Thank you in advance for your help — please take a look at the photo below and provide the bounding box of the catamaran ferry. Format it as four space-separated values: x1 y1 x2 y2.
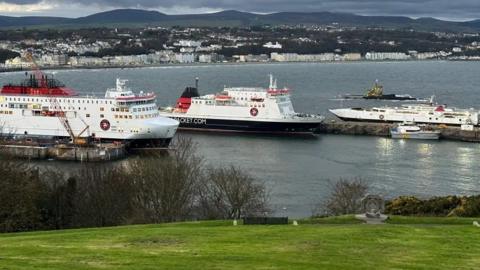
330 98 479 126
0 74 179 147
159 75 324 134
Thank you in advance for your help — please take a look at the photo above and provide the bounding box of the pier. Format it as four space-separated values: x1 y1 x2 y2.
317 120 480 142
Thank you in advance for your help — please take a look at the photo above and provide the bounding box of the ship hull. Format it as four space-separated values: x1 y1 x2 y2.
344 94 417 101
334 116 465 126
165 115 322 135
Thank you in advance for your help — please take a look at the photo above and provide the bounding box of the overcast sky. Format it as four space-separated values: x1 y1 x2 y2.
0 0 479 21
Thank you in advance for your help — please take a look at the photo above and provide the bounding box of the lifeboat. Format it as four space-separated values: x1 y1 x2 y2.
267 88 289 96
215 94 231 101
251 97 264 102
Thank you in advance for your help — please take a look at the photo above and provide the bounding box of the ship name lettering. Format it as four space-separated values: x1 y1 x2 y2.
175 117 207 125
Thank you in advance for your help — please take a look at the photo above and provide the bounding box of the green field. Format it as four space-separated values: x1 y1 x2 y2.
0 216 479 269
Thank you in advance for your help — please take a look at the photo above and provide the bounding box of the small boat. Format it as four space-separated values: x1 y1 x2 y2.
390 123 441 140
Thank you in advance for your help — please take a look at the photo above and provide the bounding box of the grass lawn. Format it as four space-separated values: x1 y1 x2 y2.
0 216 479 269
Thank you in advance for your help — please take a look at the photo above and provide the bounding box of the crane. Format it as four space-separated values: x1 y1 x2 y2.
24 50 90 146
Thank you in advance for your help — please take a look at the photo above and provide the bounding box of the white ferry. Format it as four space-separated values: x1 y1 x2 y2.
159 75 324 135
330 98 479 126
0 74 179 148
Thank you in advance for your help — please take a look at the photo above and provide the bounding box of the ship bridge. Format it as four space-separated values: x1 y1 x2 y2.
105 78 156 106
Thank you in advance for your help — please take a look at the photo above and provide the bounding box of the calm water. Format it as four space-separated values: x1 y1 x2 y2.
2 61 480 217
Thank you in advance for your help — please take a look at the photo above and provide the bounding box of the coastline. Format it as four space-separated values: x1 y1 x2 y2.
0 59 465 74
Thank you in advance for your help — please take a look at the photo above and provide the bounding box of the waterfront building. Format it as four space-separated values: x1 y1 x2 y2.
365 52 410 60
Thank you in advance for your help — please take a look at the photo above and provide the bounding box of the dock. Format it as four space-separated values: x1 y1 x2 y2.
0 142 127 162
317 120 480 142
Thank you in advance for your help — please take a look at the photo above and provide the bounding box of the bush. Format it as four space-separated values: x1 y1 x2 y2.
385 195 480 217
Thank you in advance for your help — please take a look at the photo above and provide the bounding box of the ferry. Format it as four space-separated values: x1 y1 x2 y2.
0 73 179 148
329 97 479 126
159 75 324 135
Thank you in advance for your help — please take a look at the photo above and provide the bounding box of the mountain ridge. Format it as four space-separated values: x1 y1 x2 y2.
0 9 478 32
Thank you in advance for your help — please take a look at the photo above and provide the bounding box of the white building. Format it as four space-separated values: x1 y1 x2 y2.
174 40 202 48
263 42 282 49
365 52 410 61
175 53 195 63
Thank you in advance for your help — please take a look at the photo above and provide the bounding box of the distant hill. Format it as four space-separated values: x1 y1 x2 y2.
0 9 478 32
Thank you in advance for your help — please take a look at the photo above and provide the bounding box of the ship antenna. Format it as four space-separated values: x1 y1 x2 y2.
195 77 199 90
269 74 274 89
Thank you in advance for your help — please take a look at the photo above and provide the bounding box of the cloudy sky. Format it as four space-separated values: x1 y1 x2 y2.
0 0 479 21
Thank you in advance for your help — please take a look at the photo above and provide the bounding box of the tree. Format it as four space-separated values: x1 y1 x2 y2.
198 166 269 219
315 178 369 216
71 164 136 227
131 137 203 223
0 159 49 232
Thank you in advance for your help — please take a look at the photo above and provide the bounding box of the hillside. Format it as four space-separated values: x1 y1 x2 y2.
0 9 479 32
0 216 479 269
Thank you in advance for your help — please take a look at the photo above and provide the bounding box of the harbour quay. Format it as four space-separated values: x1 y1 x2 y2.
0 142 127 162
317 120 480 142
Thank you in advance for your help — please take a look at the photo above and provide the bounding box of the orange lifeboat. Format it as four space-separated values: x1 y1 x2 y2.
251 97 264 102
215 94 231 101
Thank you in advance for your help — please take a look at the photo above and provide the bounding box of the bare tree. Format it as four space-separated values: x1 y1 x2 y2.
72 164 136 227
198 166 269 219
315 177 369 216
130 136 203 223
0 158 49 232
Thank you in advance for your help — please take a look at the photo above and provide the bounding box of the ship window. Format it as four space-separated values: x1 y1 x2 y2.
100 114 104 118
86 114 90 118
115 108 119 112
115 115 118 119
129 115 132 119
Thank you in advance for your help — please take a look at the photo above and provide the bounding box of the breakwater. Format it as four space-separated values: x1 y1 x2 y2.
317 120 480 142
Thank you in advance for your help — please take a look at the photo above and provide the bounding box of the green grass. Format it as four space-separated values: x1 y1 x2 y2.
1 216 480 269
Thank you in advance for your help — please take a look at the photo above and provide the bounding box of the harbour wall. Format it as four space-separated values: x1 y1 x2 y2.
317 120 480 142
0 143 127 162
